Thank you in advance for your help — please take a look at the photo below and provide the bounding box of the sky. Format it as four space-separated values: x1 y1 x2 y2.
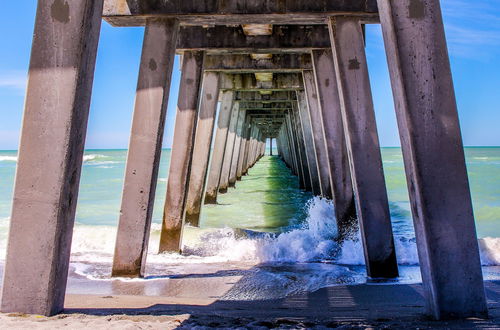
0 1 499 150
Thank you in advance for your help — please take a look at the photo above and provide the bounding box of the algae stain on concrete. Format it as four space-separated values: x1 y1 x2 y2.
408 0 425 19
51 0 70 24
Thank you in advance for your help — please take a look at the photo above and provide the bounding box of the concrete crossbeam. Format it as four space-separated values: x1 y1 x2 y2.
103 0 378 26
204 54 312 72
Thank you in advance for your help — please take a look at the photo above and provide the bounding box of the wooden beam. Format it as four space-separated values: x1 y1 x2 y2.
204 54 311 72
176 25 330 54
103 0 378 27
220 73 303 91
234 91 296 101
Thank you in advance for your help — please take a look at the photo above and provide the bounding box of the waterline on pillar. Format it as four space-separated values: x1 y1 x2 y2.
0 148 499 298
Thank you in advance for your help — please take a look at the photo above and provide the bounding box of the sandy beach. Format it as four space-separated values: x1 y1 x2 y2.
1 280 499 329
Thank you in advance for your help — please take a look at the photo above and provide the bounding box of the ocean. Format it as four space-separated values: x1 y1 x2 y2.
0 148 499 299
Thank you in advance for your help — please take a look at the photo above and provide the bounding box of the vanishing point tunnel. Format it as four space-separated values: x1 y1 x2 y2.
0 0 489 322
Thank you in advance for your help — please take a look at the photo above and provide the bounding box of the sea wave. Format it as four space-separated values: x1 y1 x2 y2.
0 154 113 163
0 156 17 162
66 198 500 269
1 198 499 283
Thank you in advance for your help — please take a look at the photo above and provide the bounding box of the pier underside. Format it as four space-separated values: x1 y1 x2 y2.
0 0 490 323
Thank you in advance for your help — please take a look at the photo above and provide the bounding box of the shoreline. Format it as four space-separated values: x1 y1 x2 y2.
1 281 499 329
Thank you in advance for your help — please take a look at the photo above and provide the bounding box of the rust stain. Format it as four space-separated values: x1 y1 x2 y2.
408 0 425 19
348 58 361 70
51 0 70 23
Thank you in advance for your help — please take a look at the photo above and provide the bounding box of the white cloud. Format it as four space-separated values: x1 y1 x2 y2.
0 71 27 90
441 0 500 60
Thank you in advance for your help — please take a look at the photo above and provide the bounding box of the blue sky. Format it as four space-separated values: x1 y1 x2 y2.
0 1 499 150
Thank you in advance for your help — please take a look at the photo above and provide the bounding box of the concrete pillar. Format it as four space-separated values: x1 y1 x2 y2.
219 102 240 193
229 108 246 187
292 103 312 191
377 0 487 319
297 90 322 196
303 70 333 199
112 19 179 277
204 90 234 204
329 17 398 278
236 118 250 180
159 51 204 253
286 112 303 182
242 124 255 175
311 49 357 235
184 72 221 226
270 138 273 156
283 114 298 176
0 0 103 316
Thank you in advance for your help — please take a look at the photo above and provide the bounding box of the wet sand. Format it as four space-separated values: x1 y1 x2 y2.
1 281 499 329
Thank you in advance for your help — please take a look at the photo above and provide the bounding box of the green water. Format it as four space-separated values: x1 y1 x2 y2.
1 148 500 237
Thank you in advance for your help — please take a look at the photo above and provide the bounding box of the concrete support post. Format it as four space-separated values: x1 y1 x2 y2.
184 71 221 226
311 49 357 234
329 17 398 278
219 102 240 193
0 0 103 316
377 0 487 319
204 90 234 204
112 19 179 277
303 70 333 199
242 124 256 175
297 90 322 196
270 138 273 156
229 108 246 187
236 118 250 180
159 51 204 253
292 103 312 191
286 112 303 182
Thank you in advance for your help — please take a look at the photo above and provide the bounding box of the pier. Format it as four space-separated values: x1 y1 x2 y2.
0 0 490 322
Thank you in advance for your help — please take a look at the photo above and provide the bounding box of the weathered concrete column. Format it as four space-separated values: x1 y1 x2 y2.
159 51 204 253
229 108 246 187
303 70 333 199
184 71 221 226
283 114 299 176
219 102 240 193
204 90 234 204
0 0 103 316
112 19 179 277
270 138 273 156
329 17 398 278
236 118 250 180
377 0 487 319
286 112 303 183
242 124 255 175
292 103 312 191
297 90 322 196
311 49 357 235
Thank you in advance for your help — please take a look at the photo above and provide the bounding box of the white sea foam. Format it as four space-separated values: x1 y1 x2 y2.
0 156 17 162
479 237 500 265
0 198 499 284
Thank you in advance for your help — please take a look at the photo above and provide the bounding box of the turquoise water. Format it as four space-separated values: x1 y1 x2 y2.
0 148 499 289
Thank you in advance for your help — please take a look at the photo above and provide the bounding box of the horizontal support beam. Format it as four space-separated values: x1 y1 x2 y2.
103 0 378 27
220 73 303 91
235 91 295 101
204 54 311 72
239 102 293 109
247 110 289 115
177 25 330 54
